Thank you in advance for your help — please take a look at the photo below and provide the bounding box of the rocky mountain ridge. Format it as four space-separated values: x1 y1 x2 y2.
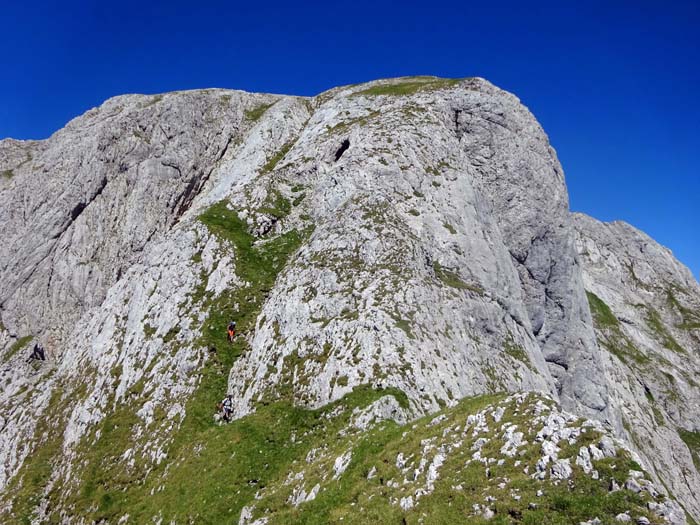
0 76 697 523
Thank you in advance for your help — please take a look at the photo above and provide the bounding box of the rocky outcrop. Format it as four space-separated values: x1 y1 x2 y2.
573 213 700 518
0 88 279 496
0 89 279 351
240 392 687 524
0 76 697 523
452 85 609 418
225 77 608 423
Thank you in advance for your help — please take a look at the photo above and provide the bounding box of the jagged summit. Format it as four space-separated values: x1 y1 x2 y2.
0 76 698 523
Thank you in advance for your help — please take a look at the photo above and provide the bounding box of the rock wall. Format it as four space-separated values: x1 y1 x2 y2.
574 213 700 518
0 76 697 522
226 77 608 423
0 89 277 350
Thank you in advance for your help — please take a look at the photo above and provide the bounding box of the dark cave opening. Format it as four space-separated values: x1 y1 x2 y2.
334 139 350 161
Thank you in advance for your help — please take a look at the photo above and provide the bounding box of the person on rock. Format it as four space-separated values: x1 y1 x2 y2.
27 343 45 362
221 394 234 422
227 321 236 343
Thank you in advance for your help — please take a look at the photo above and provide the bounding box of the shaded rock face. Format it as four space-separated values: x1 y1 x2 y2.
0 77 697 521
450 87 608 415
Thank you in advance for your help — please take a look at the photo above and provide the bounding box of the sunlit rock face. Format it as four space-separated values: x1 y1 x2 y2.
0 76 697 522
573 213 700 518
224 77 608 425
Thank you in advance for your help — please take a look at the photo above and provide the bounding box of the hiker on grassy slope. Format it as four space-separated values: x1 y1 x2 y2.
220 394 234 422
227 321 236 343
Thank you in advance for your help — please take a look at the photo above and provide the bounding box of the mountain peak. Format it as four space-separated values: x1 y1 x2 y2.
1 78 698 523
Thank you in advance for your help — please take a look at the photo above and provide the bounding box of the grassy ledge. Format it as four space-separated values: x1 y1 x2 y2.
262 140 296 174
586 291 650 366
245 102 275 122
503 336 534 371
352 77 463 97
586 291 618 328
643 306 687 354
678 428 700 470
4 335 33 362
433 261 483 294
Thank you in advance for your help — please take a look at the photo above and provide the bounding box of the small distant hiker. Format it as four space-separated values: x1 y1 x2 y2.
227 321 237 343
27 343 45 362
220 394 234 422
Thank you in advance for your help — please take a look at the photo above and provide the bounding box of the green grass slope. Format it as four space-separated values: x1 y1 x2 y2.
243 392 676 525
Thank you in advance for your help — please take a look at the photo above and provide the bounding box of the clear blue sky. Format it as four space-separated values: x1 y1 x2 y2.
2 1 698 279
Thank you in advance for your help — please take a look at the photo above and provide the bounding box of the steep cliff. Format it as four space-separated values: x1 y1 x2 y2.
574 214 700 518
0 76 697 523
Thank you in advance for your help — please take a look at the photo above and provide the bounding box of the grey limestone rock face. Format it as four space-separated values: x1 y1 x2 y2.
226 77 608 423
0 88 291 497
573 213 700 518
0 89 279 351
449 84 610 417
0 76 697 520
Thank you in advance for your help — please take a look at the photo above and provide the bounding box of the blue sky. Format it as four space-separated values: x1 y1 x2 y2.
2 1 698 278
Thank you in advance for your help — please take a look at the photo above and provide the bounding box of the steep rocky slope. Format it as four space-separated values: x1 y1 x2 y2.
574 214 700 519
0 76 697 523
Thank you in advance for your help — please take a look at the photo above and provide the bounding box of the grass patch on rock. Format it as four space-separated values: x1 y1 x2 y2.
4 335 33 362
644 306 686 354
353 77 462 97
260 189 292 219
586 291 618 328
503 337 534 370
665 287 700 331
443 222 457 234
261 140 296 174
243 392 665 524
678 428 700 470
586 291 650 366
245 102 274 122
56 386 409 524
433 261 483 294
3 389 71 524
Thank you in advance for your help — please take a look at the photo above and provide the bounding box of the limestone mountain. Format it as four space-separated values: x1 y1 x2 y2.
0 76 697 524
